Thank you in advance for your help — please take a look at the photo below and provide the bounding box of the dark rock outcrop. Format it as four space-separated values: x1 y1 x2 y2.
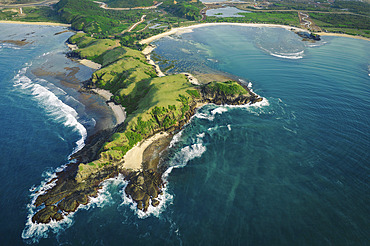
296 31 321 41
124 170 163 211
31 80 263 223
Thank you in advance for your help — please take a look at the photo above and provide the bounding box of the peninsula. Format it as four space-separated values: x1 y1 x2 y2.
1 0 368 224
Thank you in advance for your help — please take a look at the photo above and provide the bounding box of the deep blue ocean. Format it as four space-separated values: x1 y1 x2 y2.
0 24 369 245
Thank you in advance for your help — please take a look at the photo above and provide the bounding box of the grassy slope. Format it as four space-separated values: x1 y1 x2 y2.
206 11 300 26
68 33 119 59
75 36 197 178
205 81 249 96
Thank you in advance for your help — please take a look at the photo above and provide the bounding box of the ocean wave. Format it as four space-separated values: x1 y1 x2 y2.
120 179 174 219
195 106 229 121
120 130 207 218
259 46 304 59
22 173 118 243
13 65 87 153
269 50 304 59
0 43 21 50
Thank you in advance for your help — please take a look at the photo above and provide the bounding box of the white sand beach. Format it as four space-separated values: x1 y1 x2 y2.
139 23 308 44
314 32 370 41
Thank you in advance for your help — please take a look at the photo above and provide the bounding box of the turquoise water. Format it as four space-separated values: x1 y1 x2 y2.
1 24 369 245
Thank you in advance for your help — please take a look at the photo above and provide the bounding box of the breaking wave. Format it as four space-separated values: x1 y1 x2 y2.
268 50 304 59
22 174 119 243
13 64 87 153
16 63 88 242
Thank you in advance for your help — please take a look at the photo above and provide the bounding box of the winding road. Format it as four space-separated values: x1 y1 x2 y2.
126 14 146 33
93 1 162 11
300 12 311 29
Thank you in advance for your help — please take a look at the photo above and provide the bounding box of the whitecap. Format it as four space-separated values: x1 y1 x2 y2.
120 180 174 219
269 50 304 59
13 65 87 154
22 173 121 243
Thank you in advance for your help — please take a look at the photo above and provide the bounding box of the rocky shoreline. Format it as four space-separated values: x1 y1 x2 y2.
31 78 262 223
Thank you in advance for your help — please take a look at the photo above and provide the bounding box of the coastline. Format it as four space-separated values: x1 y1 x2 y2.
122 132 169 171
91 88 126 126
142 45 165 77
66 43 102 70
314 32 370 41
64 41 124 125
0 20 71 27
27 21 266 224
139 22 370 44
139 22 308 44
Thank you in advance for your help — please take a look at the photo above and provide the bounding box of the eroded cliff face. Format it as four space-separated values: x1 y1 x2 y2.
31 81 262 224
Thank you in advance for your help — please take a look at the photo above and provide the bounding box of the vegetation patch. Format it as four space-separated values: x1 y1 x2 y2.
205 81 249 96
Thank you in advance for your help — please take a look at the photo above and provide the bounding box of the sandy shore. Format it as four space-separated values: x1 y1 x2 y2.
142 44 165 77
92 88 126 125
66 43 78 51
140 22 369 44
140 23 307 44
314 32 370 41
66 43 102 69
0 20 71 27
122 132 169 170
79 59 102 70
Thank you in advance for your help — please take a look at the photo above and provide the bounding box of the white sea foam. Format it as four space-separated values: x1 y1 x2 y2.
260 46 304 59
22 173 121 243
13 65 87 153
16 63 90 242
196 106 229 121
169 129 183 148
0 43 21 50
120 180 174 219
120 131 207 218
269 51 304 59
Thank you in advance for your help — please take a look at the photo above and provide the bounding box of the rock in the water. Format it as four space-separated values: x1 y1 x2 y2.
151 198 160 207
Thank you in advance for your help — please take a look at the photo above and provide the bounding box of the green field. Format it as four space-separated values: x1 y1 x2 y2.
206 11 300 26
